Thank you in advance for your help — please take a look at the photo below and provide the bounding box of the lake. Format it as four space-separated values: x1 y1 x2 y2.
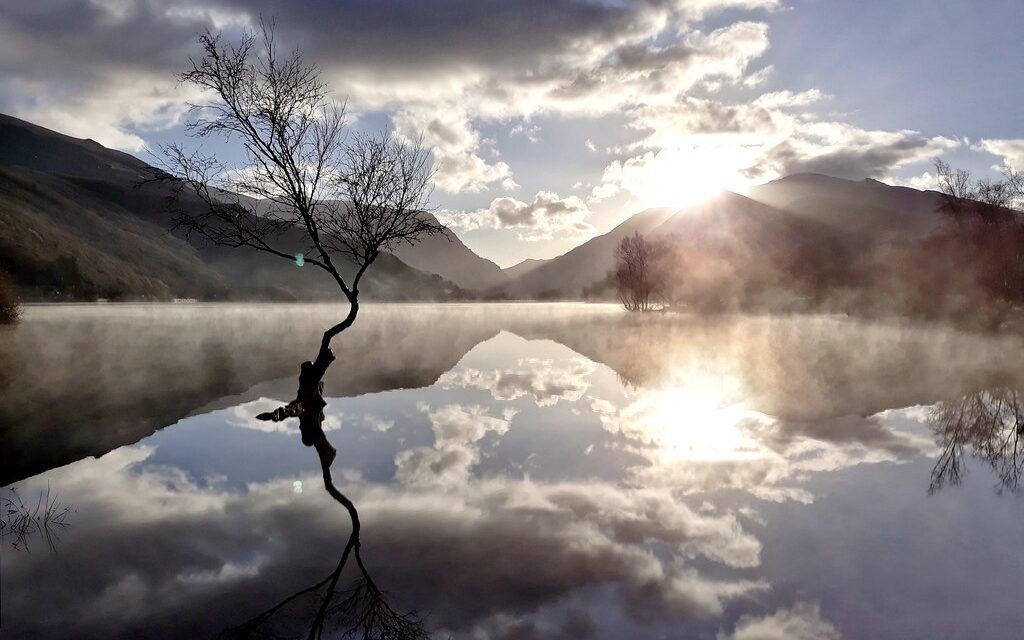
2 303 1024 639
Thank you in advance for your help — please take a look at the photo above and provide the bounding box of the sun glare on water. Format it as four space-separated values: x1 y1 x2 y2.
612 378 767 463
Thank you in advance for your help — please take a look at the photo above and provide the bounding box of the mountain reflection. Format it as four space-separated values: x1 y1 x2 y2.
929 387 1024 494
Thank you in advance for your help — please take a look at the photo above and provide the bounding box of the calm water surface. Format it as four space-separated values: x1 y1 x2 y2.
2 303 1023 639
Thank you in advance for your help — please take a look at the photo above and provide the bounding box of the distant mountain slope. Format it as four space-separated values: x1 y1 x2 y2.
0 113 150 181
748 173 943 240
391 212 508 290
502 258 549 280
0 113 470 301
0 164 228 300
505 175 958 299
503 208 675 297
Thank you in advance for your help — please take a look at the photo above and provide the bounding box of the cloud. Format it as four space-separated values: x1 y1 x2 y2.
977 138 1024 170
718 602 840 640
883 171 940 191
227 397 342 435
392 106 513 193
6 439 770 637
742 65 774 87
510 121 541 143
394 404 511 485
0 2 237 150
752 89 828 109
749 124 959 181
589 89 958 208
439 191 594 240
0 0 780 187
438 356 595 406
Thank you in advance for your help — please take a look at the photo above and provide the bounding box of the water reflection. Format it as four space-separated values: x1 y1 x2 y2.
229 349 429 639
4 307 1024 639
1 486 74 553
929 387 1024 494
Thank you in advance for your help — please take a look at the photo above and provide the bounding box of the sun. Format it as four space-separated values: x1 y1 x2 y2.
616 145 754 209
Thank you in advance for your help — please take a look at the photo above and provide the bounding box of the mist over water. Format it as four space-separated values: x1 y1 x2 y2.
3 303 1024 639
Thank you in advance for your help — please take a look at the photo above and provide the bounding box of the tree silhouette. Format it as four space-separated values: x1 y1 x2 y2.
225 355 431 640
159 19 443 363
929 387 1024 494
155 20 441 639
614 232 671 311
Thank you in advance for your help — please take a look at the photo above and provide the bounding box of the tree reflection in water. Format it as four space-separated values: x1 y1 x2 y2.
929 387 1024 494
1 485 73 554
222 351 430 640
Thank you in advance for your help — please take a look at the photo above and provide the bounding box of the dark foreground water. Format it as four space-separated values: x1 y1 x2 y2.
2 303 1024 639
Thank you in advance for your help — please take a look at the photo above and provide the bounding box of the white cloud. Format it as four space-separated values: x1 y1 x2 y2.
883 171 939 191
393 107 513 193
439 356 595 406
227 397 342 435
718 602 841 640
742 65 774 87
589 91 959 208
977 138 1024 170
439 191 594 240
394 404 511 485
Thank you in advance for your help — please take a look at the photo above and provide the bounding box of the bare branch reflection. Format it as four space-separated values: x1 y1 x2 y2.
223 351 430 640
1 485 73 554
929 388 1024 494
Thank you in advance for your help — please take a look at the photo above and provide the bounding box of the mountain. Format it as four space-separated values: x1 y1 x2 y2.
503 207 675 297
597 178 1020 320
503 175 961 300
748 173 944 240
502 258 549 280
391 212 508 290
0 114 474 301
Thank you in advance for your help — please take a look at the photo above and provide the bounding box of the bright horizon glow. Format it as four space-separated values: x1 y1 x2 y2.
605 145 763 211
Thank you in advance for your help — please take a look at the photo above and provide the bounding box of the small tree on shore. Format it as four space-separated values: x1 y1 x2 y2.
614 232 671 311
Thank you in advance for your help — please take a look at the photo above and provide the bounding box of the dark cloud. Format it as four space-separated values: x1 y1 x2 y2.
750 134 957 181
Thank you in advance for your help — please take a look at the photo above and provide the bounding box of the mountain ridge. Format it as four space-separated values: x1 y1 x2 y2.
0 113 492 300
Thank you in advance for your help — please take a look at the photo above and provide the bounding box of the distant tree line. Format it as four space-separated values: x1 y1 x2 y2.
612 162 1024 327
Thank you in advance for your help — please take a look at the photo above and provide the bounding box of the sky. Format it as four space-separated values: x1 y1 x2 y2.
1 0 1022 267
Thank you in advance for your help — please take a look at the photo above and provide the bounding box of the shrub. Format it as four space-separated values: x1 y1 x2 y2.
0 270 20 324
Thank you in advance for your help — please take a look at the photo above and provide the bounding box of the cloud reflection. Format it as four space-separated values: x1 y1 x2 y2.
7 323 1005 639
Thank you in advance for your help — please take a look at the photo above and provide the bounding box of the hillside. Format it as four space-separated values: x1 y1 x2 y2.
0 114 472 301
502 175 968 300
391 212 508 290
502 258 549 280
503 207 675 297
748 173 944 240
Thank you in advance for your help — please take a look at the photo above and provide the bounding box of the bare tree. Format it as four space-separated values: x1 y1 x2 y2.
157 21 442 639
614 232 671 311
929 387 1024 494
160 19 443 360
934 159 1024 222
224 356 431 640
